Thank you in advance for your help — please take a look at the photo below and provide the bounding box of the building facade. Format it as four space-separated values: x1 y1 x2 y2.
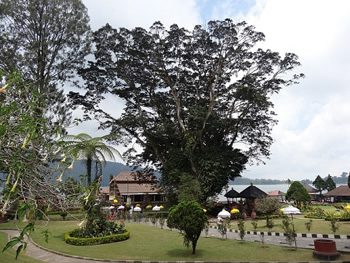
101 171 166 207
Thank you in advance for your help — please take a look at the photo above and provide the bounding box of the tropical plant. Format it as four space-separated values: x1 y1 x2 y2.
218 217 231 239
72 202 126 238
167 201 208 254
0 71 69 258
238 219 246 241
281 218 296 249
251 218 258 230
325 211 340 234
57 133 122 185
305 219 313 232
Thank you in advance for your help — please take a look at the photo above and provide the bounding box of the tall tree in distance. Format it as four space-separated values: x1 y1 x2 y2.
0 0 91 130
313 175 327 198
285 181 311 208
70 19 303 204
58 133 122 186
325 174 336 192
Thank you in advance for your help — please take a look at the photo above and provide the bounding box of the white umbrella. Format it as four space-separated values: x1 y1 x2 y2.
282 205 300 249
117 205 125 210
217 209 230 218
283 205 301 215
134 206 142 212
109 206 115 210
152 205 160 211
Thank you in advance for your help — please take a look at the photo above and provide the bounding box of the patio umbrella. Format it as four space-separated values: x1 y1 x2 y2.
282 205 301 215
152 205 160 211
117 205 125 210
217 208 230 218
283 205 300 249
134 206 141 212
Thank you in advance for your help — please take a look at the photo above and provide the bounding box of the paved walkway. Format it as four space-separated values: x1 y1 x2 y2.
1 223 350 263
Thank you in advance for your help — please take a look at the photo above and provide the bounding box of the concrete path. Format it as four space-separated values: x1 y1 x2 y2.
1 223 350 263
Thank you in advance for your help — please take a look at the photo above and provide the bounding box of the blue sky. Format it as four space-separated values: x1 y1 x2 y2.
75 0 350 181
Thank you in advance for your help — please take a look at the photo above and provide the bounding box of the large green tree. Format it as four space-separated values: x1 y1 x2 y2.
70 19 303 203
285 181 311 207
0 0 91 129
58 133 122 185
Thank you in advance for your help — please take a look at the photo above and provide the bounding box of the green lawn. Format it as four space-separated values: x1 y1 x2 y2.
1 220 350 262
0 232 43 263
228 215 350 235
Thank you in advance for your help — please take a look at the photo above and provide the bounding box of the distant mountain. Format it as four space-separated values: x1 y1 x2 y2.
230 177 288 185
62 160 133 187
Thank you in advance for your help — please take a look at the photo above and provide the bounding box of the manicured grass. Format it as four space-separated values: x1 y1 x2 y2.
0 232 44 263
228 215 350 235
1 220 350 262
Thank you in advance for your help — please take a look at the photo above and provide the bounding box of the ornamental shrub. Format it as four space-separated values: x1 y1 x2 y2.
65 229 130 245
167 200 208 255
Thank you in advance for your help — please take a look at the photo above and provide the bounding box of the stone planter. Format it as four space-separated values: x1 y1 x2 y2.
313 239 340 260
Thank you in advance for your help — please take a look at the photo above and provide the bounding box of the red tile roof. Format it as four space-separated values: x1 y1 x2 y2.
268 190 285 196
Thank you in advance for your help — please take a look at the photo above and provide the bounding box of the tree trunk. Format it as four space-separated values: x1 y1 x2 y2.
87 158 92 186
192 240 197 254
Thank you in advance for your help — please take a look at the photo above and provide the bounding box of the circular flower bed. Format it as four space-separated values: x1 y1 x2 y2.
65 229 130 246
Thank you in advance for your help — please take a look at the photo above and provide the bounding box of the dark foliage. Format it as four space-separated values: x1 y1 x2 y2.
70 19 303 203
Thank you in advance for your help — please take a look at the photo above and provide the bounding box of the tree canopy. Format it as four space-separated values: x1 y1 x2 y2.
57 133 122 185
285 181 311 207
167 200 208 254
313 175 327 196
0 0 91 129
70 19 303 203
325 174 336 192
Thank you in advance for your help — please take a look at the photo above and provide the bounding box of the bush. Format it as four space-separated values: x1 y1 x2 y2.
255 214 282 220
65 229 130 245
167 200 207 255
304 208 325 219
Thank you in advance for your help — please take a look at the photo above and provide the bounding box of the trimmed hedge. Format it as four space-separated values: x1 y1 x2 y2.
65 229 130 246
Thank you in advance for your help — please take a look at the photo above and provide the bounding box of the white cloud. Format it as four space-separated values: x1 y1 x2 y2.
83 0 201 30
237 0 350 180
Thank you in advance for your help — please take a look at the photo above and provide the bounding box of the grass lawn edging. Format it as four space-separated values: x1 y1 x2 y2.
65 229 130 245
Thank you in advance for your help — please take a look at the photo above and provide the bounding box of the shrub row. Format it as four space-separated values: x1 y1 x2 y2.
255 214 286 220
65 229 130 246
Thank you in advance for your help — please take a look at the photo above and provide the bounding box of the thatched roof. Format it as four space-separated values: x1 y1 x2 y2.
302 182 318 193
238 184 267 198
324 185 350 197
224 188 239 198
